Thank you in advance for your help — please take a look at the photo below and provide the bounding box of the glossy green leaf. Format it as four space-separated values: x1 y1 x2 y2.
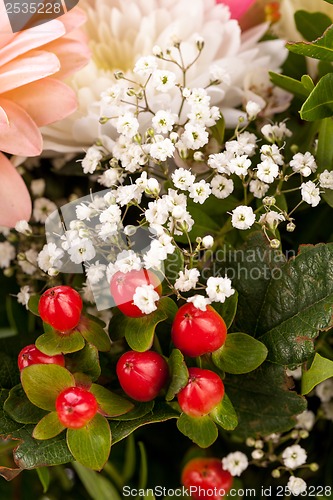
0 352 20 389
78 317 111 352
258 243 333 365
209 393 238 431
66 343 101 381
269 71 309 99
110 297 177 352
287 25 333 61
301 353 333 395
176 414 218 448
89 384 134 417
211 291 238 329
4 384 47 424
67 413 111 470
225 362 307 438
294 11 332 42
27 295 40 316
110 402 179 444
33 412 65 440
36 467 50 494
212 333 268 374
317 117 333 173
73 462 121 500
36 325 85 356
21 365 75 411
301 74 315 93
300 73 333 121
166 349 189 402
112 401 155 421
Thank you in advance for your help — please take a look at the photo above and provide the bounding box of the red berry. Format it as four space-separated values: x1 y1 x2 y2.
56 386 98 429
181 458 233 499
116 350 169 402
18 344 65 371
38 286 83 332
171 303 227 357
110 269 162 317
177 368 224 417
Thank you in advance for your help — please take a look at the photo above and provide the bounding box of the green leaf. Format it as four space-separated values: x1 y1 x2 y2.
209 393 238 431
36 325 85 356
33 412 65 440
166 349 189 402
4 384 47 424
89 384 134 417
301 74 315 93
0 352 20 389
210 115 225 145
110 402 179 444
294 11 332 42
66 343 101 381
27 295 40 316
287 25 333 61
112 401 155 421
301 353 333 395
73 462 121 500
138 441 148 490
176 414 218 448
0 328 17 339
78 317 111 352
258 243 333 365
67 413 111 470
36 467 50 493
225 362 307 438
211 291 238 329
21 365 75 411
110 297 177 352
212 333 268 374
269 72 309 99
317 117 333 173
300 73 333 121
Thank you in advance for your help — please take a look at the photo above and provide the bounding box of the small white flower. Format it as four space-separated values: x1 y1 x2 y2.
259 210 285 229
115 250 142 274
319 169 333 189
67 238 96 264
86 261 107 285
189 180 211 204
172 168 195 191
15 220 32 235
261 122 292 143
37 243 64 272
18 249 38 275
116 113 140 138
231 206 256 230
315 378 333 402
286 367 302 380
150 137 175 162
222 452 249 477
206 276 235 303
99 205 122 225
322 401 333 420
81 146 103 174
152 69 177 92
211 175 234 199
251 449 264 460
133 284 159 314
246 100 262 119
295 410 315 431
100 85 124 106
228 155 251 177
301 181 321 207
133 55 158 76
226 132 257 157
33 198 57 223
17 285 31 309
76 203 93 221
0 242 16 268
257 159 279 184
208 152 233 175
187 294 211 311
209 65 231 85
287 476 307 496
181 123 209 150
145 199 169 225
290 152 317 177
249 179 270 199
260 144 284 165
282 445 307 470
202 235 214 249
30 179 45 197
186 88 210 108
152 110 176 134
116 184 142 206
175 268 200 292
98 168 124 188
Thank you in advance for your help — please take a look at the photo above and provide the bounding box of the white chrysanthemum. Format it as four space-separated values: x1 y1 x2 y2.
42 0 287 152
282 445 307 470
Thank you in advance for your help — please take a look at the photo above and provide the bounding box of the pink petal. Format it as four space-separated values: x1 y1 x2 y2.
0 50 60 93
57 7 88 33
0 153 32 227
45 38 91 79
0 98 42 156
216 0 257 19
3 78 77 126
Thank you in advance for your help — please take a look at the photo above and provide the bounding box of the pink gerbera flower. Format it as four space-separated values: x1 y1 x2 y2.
0 4 90 226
